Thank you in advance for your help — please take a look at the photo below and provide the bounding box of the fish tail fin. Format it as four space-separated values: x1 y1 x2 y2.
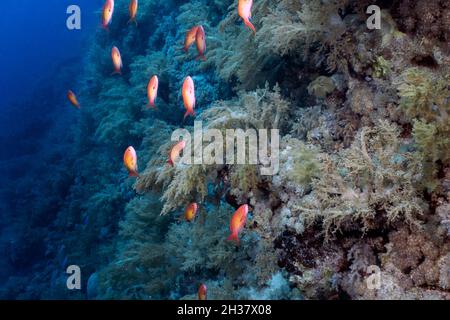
244 19 256 35
147 101 156 110
167 159 174 167
101 24 110 32
183 110 195 120
129 171 139 178
227 232 239 244
127 19 138 27
196 54 207 61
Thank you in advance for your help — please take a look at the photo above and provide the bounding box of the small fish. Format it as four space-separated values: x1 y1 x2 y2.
195 25 206 61
183 26 199 52
128 0 138 26
167 140 186 167
123 146 139 177
227 204 248 245
111 46 123 75
101 0 115 30
67 90 80 109
182 76 196 120
238 0 256 35
198 284 207 300
185 203 198 222
147 75 159 109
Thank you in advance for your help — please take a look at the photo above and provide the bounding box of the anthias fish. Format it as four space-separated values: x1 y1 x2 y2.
147 75 159 109
182 76 196 120
67 90 80 109
111 46 123 75
168 141 186 167
198 284 207 300
227 204 248 244
184 26 199 52
238 0 256 34
123 146 139 177
128 0 138 26
195 25 206 61
185 203 198 222
102 0 114 29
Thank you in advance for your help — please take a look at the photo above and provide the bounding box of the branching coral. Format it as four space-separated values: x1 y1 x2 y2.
297 120 426 239
99 194 172 299
396 68 449 122
392 0 450 43
277 137 322 188
135 84 291 215
396 67 450 190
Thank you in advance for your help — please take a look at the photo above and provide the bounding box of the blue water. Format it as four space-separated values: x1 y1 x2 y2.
0 0 100 159
0 1 100 293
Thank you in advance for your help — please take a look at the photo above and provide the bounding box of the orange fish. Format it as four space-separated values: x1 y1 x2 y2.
147 75 159 109
184 203 198 222
198 284 207 300
182 76 196 120
227 204 248 245
67 90 80 109
238 0 256 34
101 0 114 30
167 140 186 167
111 46 123 75
183 26 199 52
123 146 139 177
195 25 206 61
128 0 138 26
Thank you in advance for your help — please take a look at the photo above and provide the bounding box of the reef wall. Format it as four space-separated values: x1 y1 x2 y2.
1 0 448 300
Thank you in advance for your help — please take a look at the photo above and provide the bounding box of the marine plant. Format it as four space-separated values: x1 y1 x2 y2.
396 67 450 190
297 120 426 239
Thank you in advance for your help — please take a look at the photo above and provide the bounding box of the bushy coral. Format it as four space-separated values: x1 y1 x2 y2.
3 0 450 301
396 67 450 190
297 121 426 239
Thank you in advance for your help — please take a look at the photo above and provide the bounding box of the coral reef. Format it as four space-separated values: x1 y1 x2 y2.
2 0 449 300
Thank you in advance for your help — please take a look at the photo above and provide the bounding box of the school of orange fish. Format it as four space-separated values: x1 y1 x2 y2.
66 0 257 300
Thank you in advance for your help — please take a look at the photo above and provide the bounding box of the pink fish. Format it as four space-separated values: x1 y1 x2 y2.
147 75 159 109
195 25 206 61
227 204 248 245
168 141 186 167
101 0 114 30
182 76 196 120
184 26 199 52
238 0 256 34
111 46 123 75
128 0 138 26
